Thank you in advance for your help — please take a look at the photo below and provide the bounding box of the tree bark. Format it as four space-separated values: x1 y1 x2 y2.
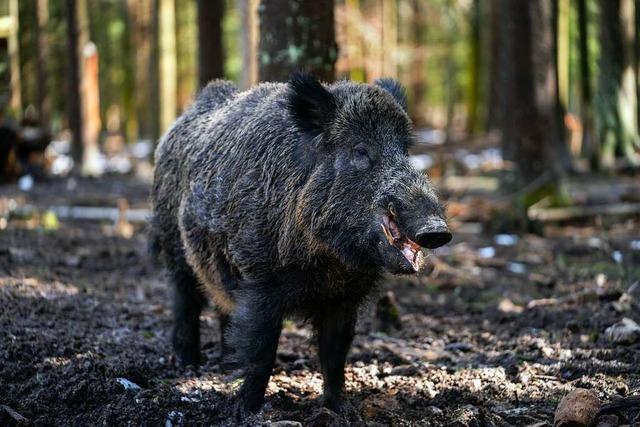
552 0 571 172
467 0 481 134
409 0 426 124
8 0 21 116
498 0 561 188
486 0 501 130
65 0 84 165
596 0 640 168
258 0 337 82
35 0 50 130
81 43 101 176
159 0 177 134
127 0 154 140
238 0 258 89
577 0 595 162
197 0 224 88
150 0 161 144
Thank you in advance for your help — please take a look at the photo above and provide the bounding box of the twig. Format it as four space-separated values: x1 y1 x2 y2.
0 404 29 423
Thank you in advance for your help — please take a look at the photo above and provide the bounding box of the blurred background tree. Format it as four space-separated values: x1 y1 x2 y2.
1 0 639 190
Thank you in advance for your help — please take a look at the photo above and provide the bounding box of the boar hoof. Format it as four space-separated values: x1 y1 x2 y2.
321 396 351 416
234 399 260 421
176 349 202 367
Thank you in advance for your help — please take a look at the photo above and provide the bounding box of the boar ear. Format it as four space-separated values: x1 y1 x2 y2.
374 78 408 112
286 73 336 135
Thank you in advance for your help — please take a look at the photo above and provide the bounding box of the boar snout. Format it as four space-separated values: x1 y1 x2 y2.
414 218 452 249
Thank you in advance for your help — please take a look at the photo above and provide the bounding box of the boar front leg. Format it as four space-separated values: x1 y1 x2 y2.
314 303 357 413
230 290 285 416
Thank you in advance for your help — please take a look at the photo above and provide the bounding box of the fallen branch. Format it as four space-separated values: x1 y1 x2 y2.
528 202 640 222
0 404 29 424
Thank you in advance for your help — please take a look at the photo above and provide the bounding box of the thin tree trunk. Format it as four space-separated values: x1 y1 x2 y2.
556 0 570 108
381 0 398 78
499 0 561 188
35 0 50 131
238 0 258 89
345 0 365 82
65 0 84 166
150 0 160 144
636 0 640 132
197 0 224 88
258 0 337 82
467 0 481 134
8 0 21 116
410 0 426 124
486 0 501 130
577 0 594 162
81 43 101 176
596 0 640 168
127 0 153 140
552 0 571 171
444 6 458 143
159 0 177 133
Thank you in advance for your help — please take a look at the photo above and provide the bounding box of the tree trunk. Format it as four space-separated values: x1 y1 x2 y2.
127 0 154 140
258 0 337 82
65 0 84 165
159 0 177 134
381 0 398 78
197 0 224 88
636 0 640 132
499 0 561 188
556 0 570 108
409 0 426 124
486 0 501 130
467 0 481 134
35 0 50 130
238 0 258 89
596 0 640 168
8 0 21 116
552 0 571 171
81 43 101 176
577 0 595 162
150 0 161 144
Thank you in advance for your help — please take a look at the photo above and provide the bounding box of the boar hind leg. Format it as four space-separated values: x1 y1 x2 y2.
229 291 284 415
314 304 357 413
172 267 206 366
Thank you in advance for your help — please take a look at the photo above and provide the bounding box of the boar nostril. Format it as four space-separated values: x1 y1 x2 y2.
414 227 452 249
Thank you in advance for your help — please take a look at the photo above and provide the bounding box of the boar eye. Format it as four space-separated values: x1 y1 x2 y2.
352 144 371 170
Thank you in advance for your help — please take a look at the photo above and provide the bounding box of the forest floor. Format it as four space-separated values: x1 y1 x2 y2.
1 173 639 426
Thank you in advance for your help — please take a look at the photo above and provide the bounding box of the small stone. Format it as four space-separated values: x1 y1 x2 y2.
425 406 444 417
270 421 303 427
498 298 524 314
604 318 640 344
554 388 600 427
450 405 480 427
388 364 419 377
116 377 142 391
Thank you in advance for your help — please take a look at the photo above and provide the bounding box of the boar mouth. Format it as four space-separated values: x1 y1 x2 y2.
381 212 424 272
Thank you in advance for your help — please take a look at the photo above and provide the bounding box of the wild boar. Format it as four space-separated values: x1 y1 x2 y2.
150 73 452 416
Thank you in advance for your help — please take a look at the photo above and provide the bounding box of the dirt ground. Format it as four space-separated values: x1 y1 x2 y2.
1 175 639 426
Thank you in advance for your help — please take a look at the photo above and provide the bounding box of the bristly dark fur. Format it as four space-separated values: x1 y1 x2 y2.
150 74 449 417
374 77 408 112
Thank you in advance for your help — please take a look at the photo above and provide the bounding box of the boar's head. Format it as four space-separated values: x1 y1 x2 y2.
287 74 452 274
